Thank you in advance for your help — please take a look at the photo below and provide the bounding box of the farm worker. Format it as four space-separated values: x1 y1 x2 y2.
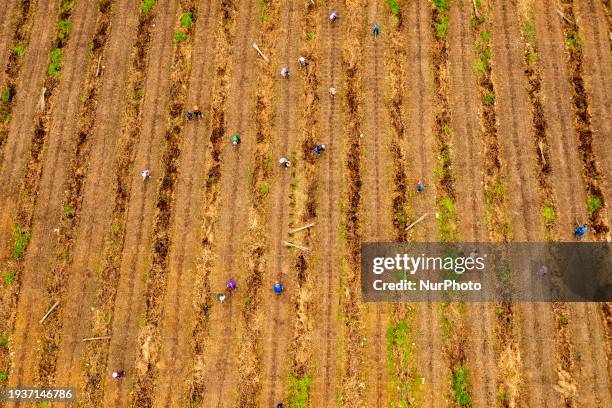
416 179 425 192
574 224 588 238
193 105 203 120
226 278 237 291
313 144 326 156
141 169 151 180
232 134 241 145
373 23 380 37
274 281 283 294
279 157 291 168
329 87 337 97
112 370 125 380
298 56 308 67
216 292 226 303
186 110 194 120
277 404 284 408
329 10 338 22
280 67 289 78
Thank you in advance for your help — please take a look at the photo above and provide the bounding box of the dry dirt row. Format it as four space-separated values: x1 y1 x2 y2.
151 1 220 406
259 0 300 406
310 1 342 406
196 0 260 405
447 1 497 407
362 0 392 407
129 1 199 406
31 0 120 391
338 0 367 406
76 1 160 406
8 0 100 393
101 0 179 405
184 0 239 404
0 0 19 72
0 0 36 166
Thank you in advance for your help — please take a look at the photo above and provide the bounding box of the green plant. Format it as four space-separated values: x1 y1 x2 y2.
12 225 32 260
587 195 602 214
0 333 8 348
180 12 193 28
387 0 400 15
565 31 583 50
258 0 270 22
13 45 24 57
0 371 7 382
528 52 539 63
4 270 15 286
435 15 449 38
524 19 536 43
481 30 490 42
64 205 75 217
112 224 121 234
1 88 11 103
58 18 72 40
434 0 449 12
103 312 111 324
140 0 156 14
288 372 312 407
498 262 510 284
452 366 472 407
559 315 568 326
443 124 452 134
542 206 556 224
259 183 270 195
484 93 494 104
306 31 315 41
60 0 75 14
48 48 63 78
174 30 188 46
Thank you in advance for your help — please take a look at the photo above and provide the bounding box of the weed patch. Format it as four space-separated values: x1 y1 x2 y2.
452 365 472 407
288 372 312 407
48 48 63 78
180 12 193 28
140 0 156 14
4 270 15 286
0 334 8 349
12 225 32 260
587 195 602 214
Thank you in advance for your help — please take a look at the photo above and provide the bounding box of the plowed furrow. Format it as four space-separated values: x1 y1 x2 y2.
33 0 115 388
339 0 366 405
0 0 38 164
78 2 160 406
130 1 198 406
186 0 237 404
311 2 341 406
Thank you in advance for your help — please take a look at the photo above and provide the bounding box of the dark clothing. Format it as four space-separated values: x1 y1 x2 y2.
186 111 193 120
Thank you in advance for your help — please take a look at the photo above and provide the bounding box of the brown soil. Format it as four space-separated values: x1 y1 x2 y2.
259 0 300 406
310 2 342 406
7 0 100 390
150 1 220 406
101 0 178 405
194 0 261 405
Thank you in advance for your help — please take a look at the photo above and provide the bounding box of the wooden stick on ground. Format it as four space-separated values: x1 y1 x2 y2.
472 0 480 18
95 55 103 77
538 141 546 167
405 213 428 231
82 335 111 342
39 300 60 324
284 241 310 252
556 8 573 25
288 222 315 235
39 87 46 112
252 43 270 63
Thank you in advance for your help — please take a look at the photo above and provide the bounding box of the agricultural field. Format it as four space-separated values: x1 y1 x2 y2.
0 0 609 406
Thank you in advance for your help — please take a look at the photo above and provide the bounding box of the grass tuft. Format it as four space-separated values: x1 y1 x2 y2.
140 0 156 14
180 12 193 28
4 270 15 286
288 372 312 407
452 365 472 407
587 195 602 214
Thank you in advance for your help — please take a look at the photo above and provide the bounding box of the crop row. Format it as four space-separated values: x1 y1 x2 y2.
79 1 160 405
130 1 198 406
0 0 37 163
35 0 115 388
338 0 366 405
187 0 237 404
0 0 78 387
